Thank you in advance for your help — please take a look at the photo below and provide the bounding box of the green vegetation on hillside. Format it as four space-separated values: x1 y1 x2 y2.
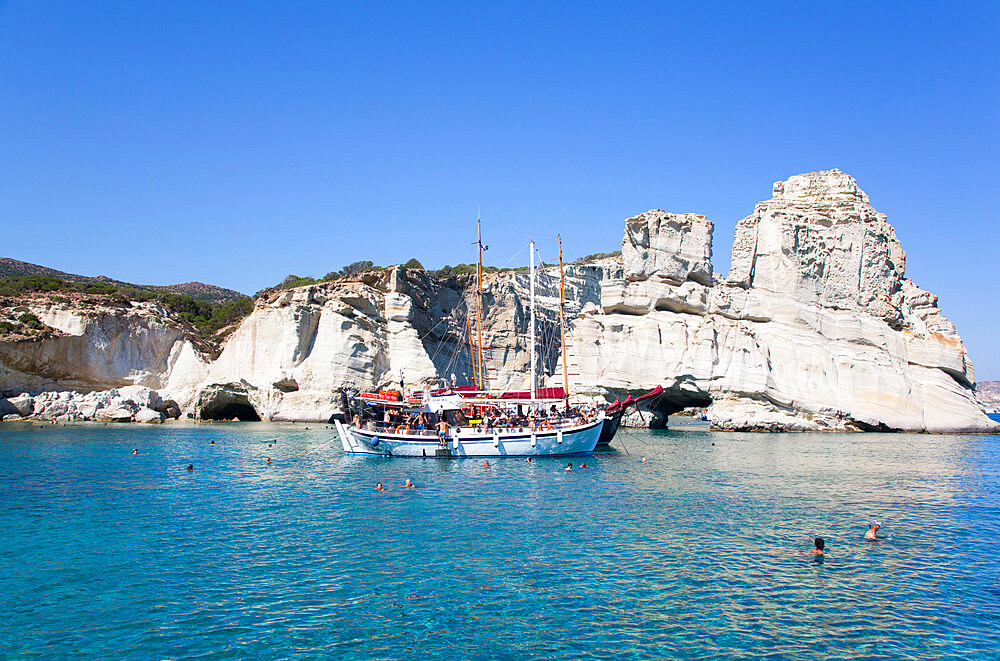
17 312 42 329
572 250 621 263
0 275 252 337
430 263 510 278
266 261 391 293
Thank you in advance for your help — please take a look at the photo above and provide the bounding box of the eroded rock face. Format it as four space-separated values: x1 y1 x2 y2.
0 386 165 422
0 169 993 432
977 382 1000 412
0 301 209 395
567 170 994 433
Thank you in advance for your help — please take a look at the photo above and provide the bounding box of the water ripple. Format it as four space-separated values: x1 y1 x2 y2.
0 423 998 658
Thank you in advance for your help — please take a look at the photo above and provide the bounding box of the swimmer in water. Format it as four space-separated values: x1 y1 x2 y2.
404 478 414 489
266 457 271 464
186 464 193 471
641 457 647 464
210 440 214 445
811 538 826 555
132 448 138 455
580 462 588 469
565 462 572 471
526 457 532 463
864 520 882 541
376 482 384 492
483 461 490 468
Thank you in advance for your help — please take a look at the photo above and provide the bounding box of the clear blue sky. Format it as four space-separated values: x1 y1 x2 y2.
1 2 997 378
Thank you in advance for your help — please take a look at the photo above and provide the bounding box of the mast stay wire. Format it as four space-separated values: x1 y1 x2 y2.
393 239 535 384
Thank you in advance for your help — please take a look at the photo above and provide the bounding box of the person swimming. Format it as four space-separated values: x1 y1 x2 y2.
580 462 588 469
864 520 882 541
404 478 414 489
483 461 490 468
132 448 138 455
266 457 271 464
565 462 572 471
186 464 193 471
376 482 384 492
812 538 826 555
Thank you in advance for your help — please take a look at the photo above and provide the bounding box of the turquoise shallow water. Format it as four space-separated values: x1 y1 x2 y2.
1 422 998 659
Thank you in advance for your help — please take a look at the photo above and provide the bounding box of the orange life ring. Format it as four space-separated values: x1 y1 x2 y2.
396 425 409 435
537 420 552 431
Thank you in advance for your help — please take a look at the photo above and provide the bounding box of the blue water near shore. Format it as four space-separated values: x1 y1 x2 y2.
1 422 999 659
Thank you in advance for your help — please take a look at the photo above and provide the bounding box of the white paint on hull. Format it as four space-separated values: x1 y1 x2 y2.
340 416 603 458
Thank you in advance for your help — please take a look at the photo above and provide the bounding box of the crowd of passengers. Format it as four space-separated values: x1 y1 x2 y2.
355 404 594 434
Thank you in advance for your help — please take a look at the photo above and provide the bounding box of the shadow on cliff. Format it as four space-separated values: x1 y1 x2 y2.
197 383 262 421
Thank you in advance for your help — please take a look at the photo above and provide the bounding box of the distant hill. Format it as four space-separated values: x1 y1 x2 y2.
978 381 1000 409
0 258 247 303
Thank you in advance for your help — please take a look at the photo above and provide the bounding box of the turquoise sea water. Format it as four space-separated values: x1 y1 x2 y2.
1 422 998 659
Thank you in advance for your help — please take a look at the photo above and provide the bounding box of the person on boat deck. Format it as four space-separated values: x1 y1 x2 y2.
383 410 391 426
437 417 450 447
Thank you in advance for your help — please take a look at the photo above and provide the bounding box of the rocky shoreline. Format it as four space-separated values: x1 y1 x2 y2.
0 386 179 423
2 169 997 433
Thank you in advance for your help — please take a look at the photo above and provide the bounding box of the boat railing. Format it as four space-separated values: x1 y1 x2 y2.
353 415 596 436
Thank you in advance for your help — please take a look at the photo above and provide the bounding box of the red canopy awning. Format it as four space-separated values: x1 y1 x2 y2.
499 387 566 400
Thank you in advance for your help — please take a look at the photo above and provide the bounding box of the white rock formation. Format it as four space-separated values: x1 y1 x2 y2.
567 170 995 433
0 301 209 395
0 385 171 422
976 382 1000 413
0 169 994 432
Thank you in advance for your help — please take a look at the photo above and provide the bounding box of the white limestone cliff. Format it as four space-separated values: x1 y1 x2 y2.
566 170 994 433
0 300 208 396
1 169 995 432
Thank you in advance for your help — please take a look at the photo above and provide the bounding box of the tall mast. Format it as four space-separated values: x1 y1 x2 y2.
466 316 479 389
529 239 536 403
476 215 485 391
558 235 569 410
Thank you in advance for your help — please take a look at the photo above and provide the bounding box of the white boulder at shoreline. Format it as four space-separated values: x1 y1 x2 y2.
0 386 171 423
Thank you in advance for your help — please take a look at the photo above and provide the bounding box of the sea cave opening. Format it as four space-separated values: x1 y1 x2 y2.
200 402 261 421
623 384 713 429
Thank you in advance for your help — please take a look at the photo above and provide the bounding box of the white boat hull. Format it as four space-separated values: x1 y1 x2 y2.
335 415 603 458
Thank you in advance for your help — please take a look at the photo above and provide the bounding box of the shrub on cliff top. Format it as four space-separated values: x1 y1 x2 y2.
430 263 502 279
279 275 318 289
572 250 621 264
17 312 41 329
